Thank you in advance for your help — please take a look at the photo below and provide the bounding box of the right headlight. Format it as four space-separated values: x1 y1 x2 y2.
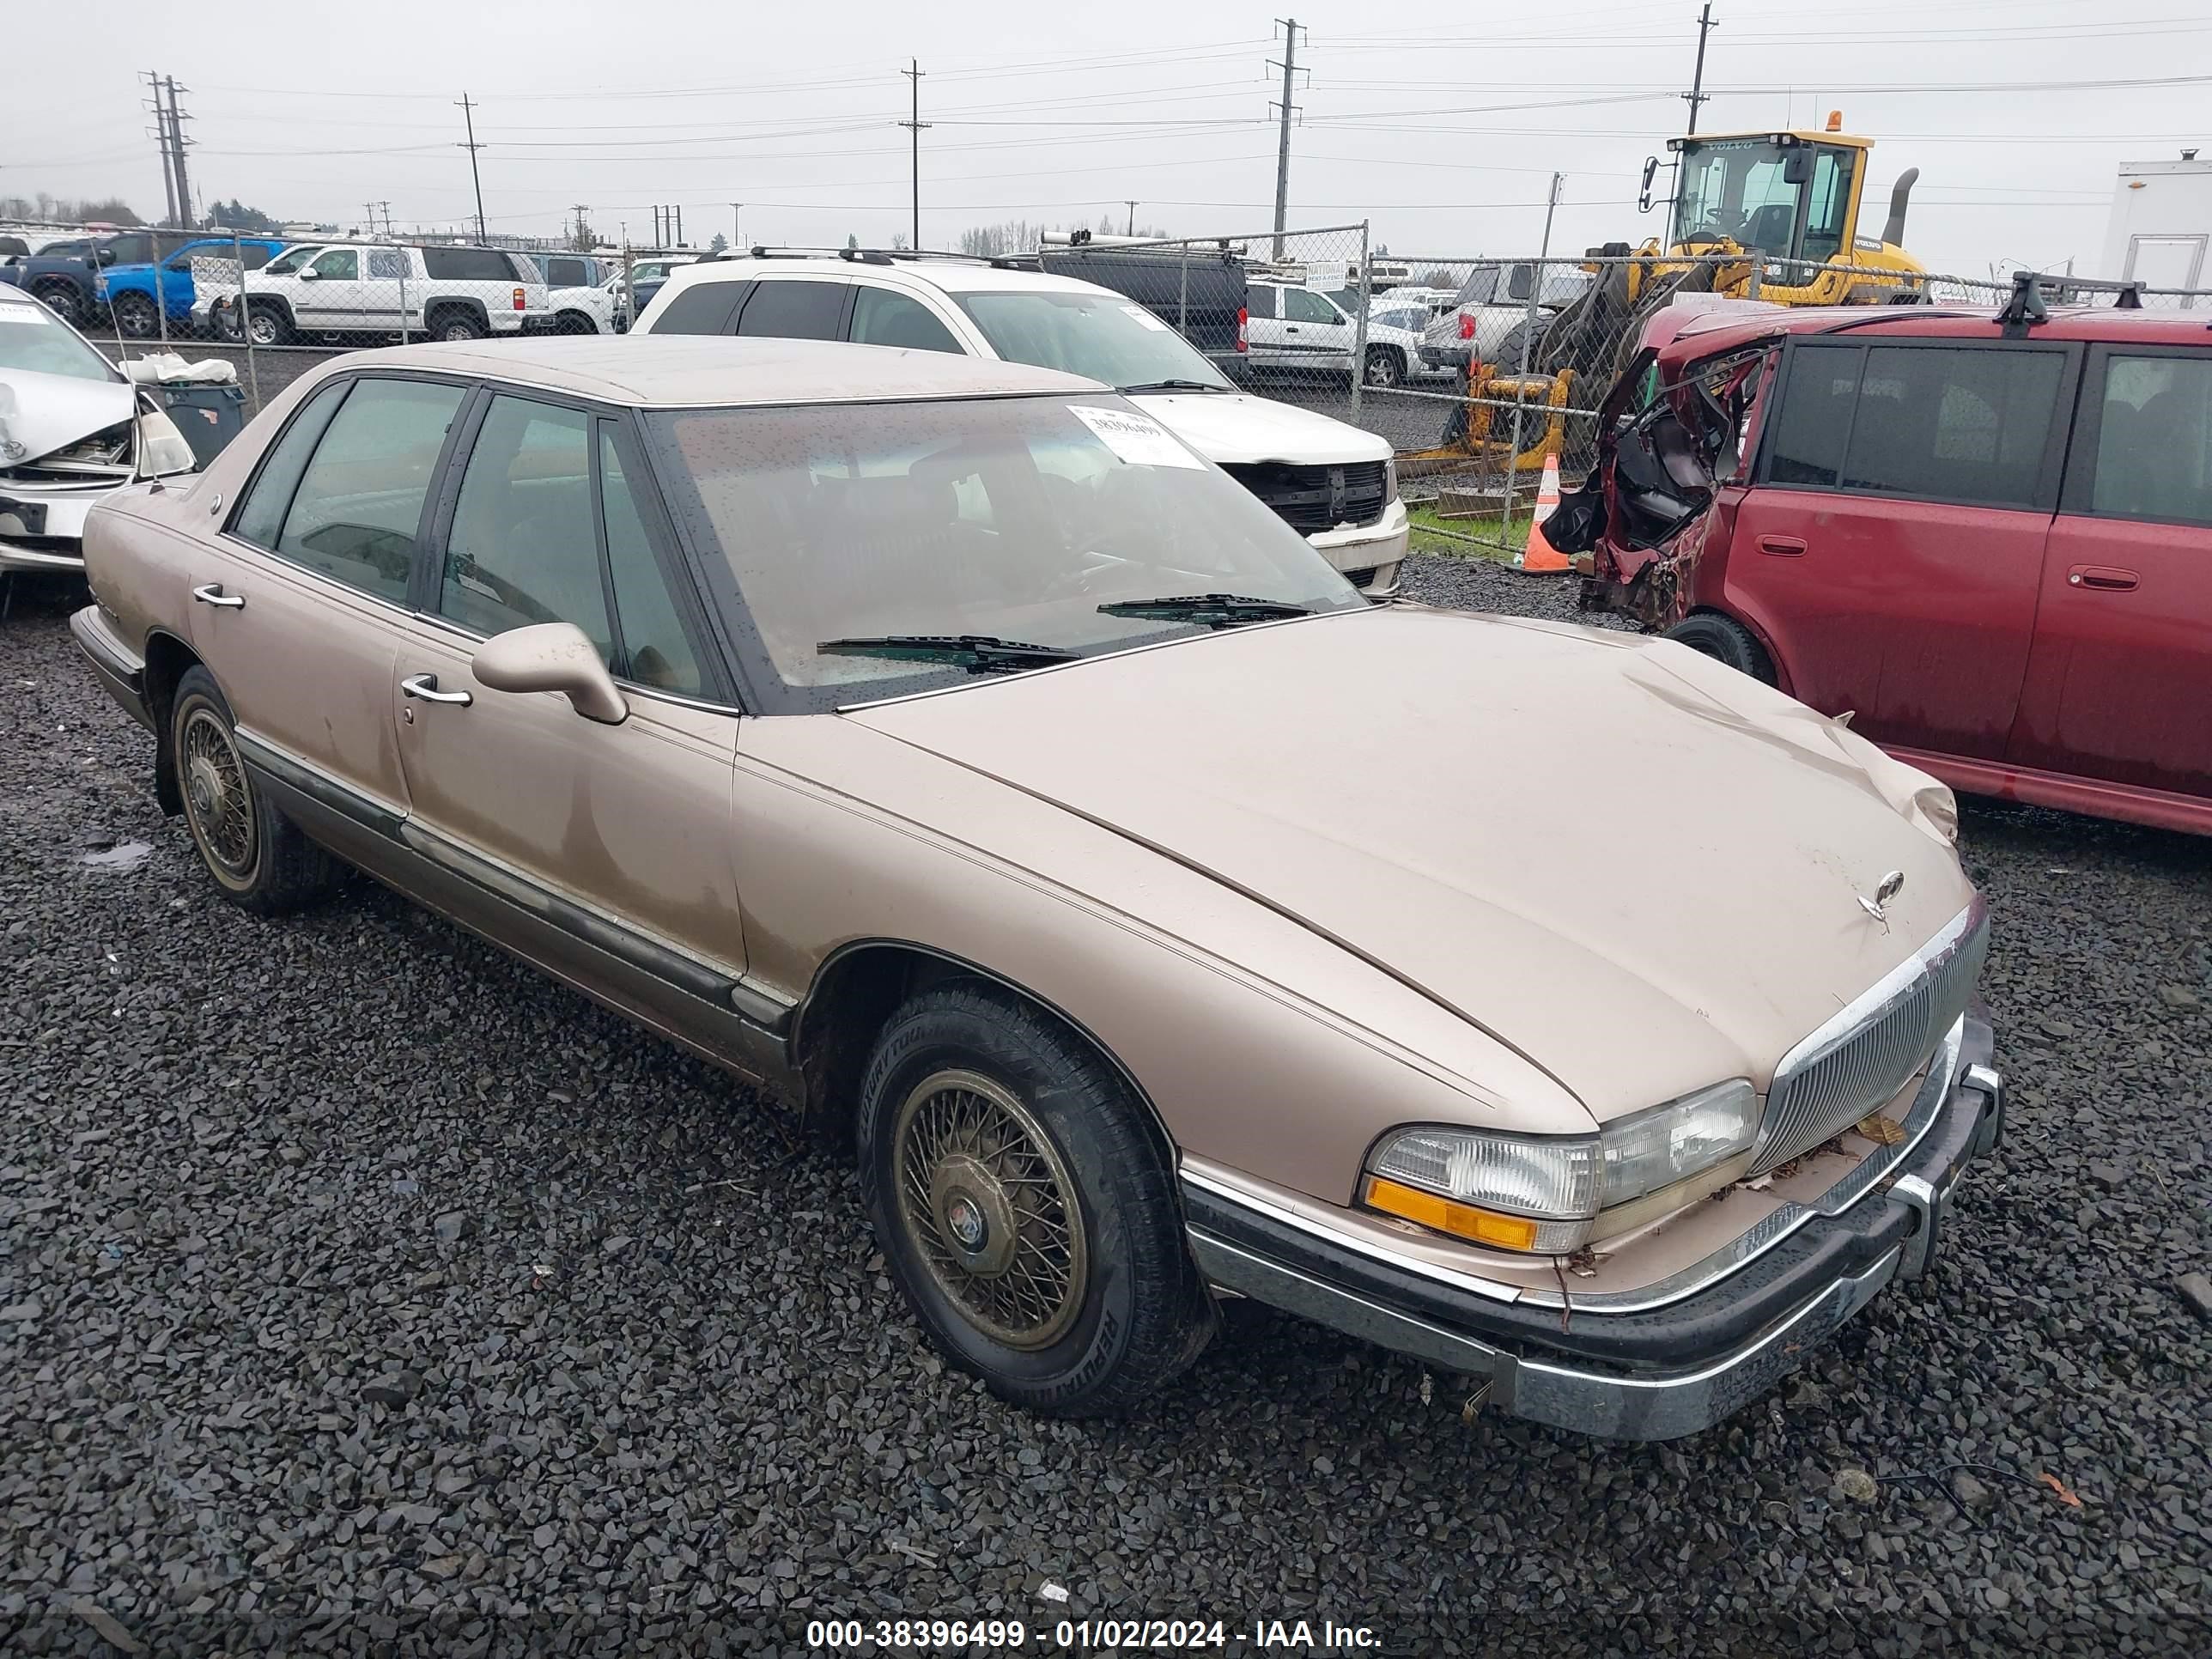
1363 1078 1759 1254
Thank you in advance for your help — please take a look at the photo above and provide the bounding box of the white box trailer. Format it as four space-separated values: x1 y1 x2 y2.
2101 155 2212 301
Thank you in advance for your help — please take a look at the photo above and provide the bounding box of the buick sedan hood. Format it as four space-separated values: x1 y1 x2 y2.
0 368 135 464
1129 391 1390 465
848 605 1976 1119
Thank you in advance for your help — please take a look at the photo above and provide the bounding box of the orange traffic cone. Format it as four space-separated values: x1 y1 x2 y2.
1514 453 1571 574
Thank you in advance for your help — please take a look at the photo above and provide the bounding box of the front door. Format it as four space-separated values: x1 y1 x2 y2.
388 393 765 1066
2008 344 2212 806
1280 285 1352 374
295 246 368 333
1730 335 2074 761
184 372 471 869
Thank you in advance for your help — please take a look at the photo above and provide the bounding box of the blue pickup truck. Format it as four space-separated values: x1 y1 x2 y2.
97 234 292 338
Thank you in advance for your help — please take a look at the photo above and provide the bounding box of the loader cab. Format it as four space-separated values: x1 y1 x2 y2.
1666 131 1871 268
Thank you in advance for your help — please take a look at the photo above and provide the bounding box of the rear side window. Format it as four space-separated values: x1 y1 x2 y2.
422 247 518 283
1766 341 2065 508
367 249 406 281
736 279 848 341
240 245 274 270
648 279 745 336
230 380 353 549
270 378 467 603
544 257 588 288
848 286 961 353
2087 353 2212 526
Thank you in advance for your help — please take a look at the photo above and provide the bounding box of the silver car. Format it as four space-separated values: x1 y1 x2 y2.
0 285 197 574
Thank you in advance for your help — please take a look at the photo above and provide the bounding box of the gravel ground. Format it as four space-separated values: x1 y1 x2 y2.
3 559 2208 1656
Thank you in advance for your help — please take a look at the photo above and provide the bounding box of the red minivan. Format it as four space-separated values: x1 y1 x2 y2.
1564 295 2212 836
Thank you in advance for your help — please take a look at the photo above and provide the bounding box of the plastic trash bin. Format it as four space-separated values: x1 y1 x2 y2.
155 383 248 471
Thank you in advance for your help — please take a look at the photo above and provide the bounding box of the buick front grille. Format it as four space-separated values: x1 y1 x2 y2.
1750 902 1990 1176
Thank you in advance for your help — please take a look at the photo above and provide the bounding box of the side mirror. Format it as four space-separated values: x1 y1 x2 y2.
96 248 118 267
1783 149 1814 186
471 623 629 725
1638 156 1659 213
296 266 319 281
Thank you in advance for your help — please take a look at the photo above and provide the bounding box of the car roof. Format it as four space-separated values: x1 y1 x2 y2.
333 334 1108 405
1658 301 2212 362
659 255 1121 301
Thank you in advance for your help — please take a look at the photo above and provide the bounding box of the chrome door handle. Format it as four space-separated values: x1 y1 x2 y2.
399 673 472 707
191 583 245 609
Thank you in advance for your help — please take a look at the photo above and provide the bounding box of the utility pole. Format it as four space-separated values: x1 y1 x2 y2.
364 202 379 237
1684 3 1717 134
570 204 592 249
164 77 195 227
456 92 488 243
1269 20 1306 260
1124 200 1138 236
727 201 743 250
899 60 930 249
376 201 393 238
674 204 684 246
145 74 179 228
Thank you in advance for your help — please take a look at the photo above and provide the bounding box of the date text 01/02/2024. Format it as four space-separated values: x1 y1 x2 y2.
802 1617 1385 1650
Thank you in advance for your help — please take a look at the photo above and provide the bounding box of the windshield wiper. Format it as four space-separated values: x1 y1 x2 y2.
1097 592 1314 629
1117 379 1228 395
817 634 1083 674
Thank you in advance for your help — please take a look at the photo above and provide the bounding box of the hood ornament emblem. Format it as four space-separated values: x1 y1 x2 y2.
1856 870 1906 926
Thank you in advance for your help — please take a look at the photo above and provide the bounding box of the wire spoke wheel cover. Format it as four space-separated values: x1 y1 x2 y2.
891 1067 1088 1351
180 704 257 880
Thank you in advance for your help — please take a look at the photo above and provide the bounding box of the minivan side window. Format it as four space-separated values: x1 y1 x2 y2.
1765 342 2065 508
270 378 467 603
736 279 848 341
848 286 961 353
2087 354 2212 526
649 280 746 336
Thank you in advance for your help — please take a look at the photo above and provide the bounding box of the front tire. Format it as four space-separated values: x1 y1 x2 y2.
1663 611 1777 684
1364 345 1405 388
32 282 82 326
170 666 341 914
246 301 294 346
857 981 1214 1418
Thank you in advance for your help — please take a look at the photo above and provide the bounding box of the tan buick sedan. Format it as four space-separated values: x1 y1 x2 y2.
72 337 2005 1438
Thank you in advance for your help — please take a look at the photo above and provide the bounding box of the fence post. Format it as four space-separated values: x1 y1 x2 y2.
1350 220 1370 419
622 248 636 334
232 231 259 414
397 245 409 346
1177 242 1189 339
154 241 171 352
1746 262 1762 301
1500 173 1564 548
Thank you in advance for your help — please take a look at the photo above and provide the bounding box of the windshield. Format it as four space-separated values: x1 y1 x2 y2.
955 291 1232 392
263 246 319 276
1674 139 1805 252
0 302 118 381
645 393 1359 708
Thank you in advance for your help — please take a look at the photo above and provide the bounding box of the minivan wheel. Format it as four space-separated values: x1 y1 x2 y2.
857 981 1215 1417
170 666 341 914
1664 611 1777 684
1364 345 1404 388
112 292 160 338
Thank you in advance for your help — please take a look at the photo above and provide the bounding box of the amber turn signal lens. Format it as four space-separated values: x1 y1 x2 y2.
1363 1176 1539 1251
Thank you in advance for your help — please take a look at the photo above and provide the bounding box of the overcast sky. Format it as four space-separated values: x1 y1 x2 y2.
6 0 2207 278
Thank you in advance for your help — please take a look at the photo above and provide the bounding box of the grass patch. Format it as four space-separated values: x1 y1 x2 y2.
1407 501 1516 561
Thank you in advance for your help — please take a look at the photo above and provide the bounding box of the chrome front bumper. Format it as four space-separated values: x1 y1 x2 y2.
1184 1017 2005 1442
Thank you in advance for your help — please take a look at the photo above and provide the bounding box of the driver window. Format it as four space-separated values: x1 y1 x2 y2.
309 248 359 281
1285 288 1338 324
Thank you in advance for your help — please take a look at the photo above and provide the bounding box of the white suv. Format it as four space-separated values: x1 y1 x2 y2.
635 252 1408 597
232 243 551 346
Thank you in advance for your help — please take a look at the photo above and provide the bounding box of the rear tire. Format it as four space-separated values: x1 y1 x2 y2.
1664 611 1777 684
553 309 597 335
857 981 1215 1418
32 281 82 326
429 308 484 342
170 666 341 915
112 292 159 338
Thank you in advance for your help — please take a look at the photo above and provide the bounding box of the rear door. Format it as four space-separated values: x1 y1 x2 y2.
2008 343 2212 802
1729 334 2075 761
1243 284 1286 366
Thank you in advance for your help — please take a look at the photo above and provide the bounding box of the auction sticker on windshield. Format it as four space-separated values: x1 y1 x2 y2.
1119 302 1171 331
2 307 53 325
1070 403 1202 469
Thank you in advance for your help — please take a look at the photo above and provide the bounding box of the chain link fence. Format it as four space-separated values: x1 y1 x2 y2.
1048 224 2212 562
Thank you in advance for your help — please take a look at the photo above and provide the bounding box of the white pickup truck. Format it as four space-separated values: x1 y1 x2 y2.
225 243 550 345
